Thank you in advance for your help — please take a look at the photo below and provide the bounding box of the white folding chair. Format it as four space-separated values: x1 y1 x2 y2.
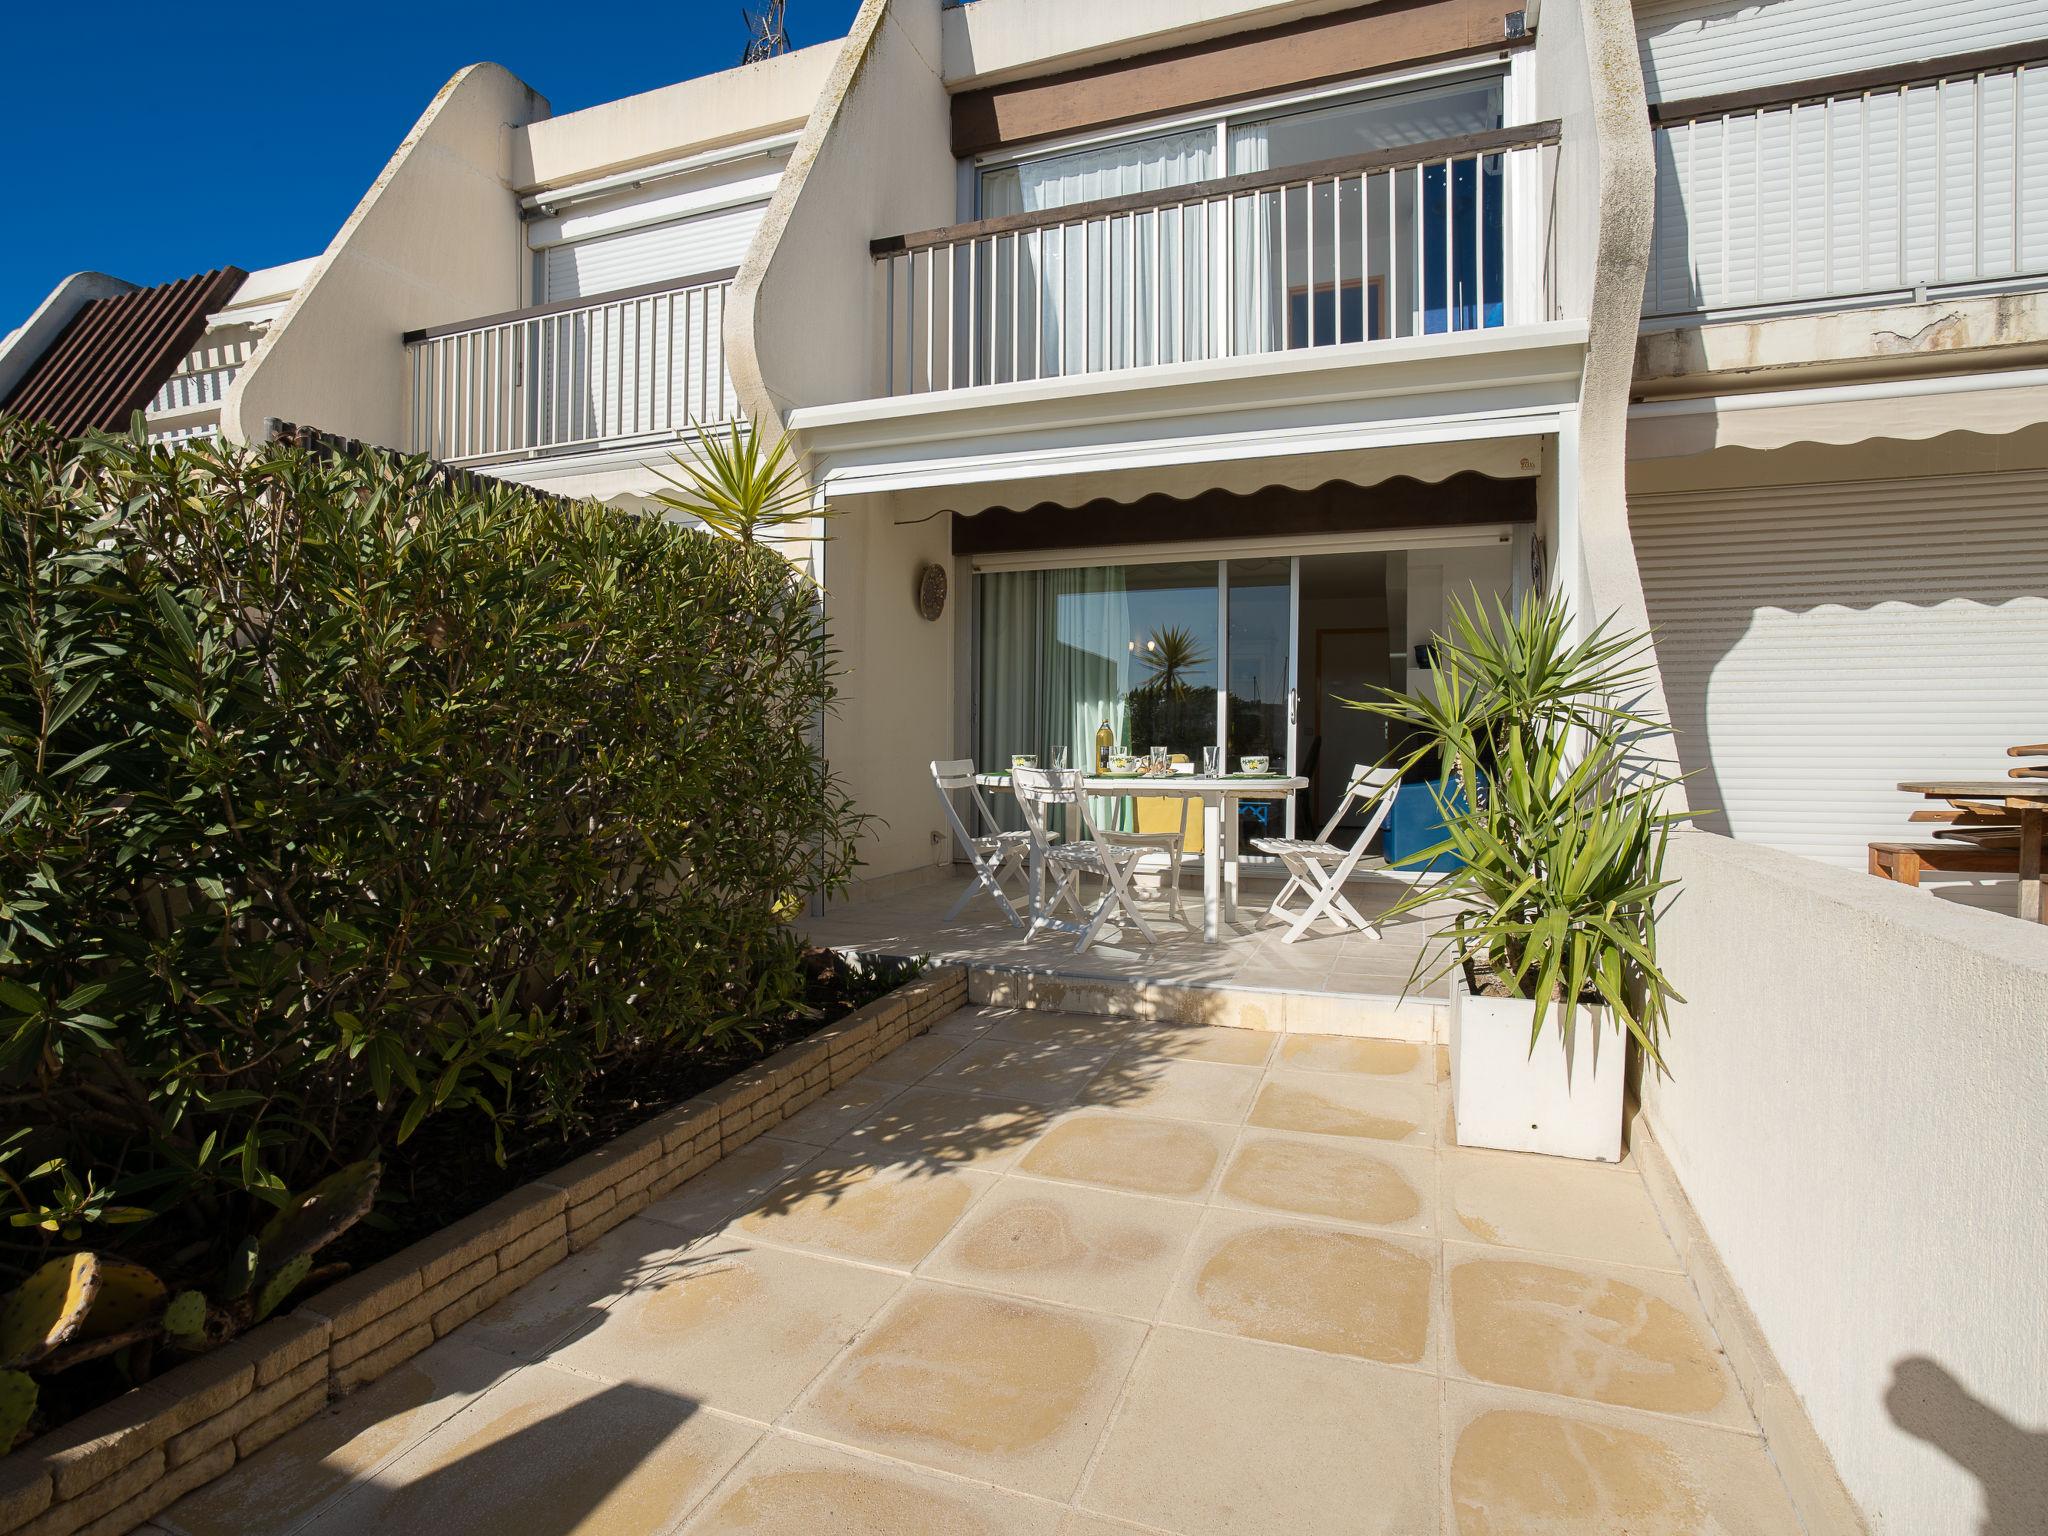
1012 767 1161 954
1098 795 1190 923
932 759 1032 927
1252 765 1400 943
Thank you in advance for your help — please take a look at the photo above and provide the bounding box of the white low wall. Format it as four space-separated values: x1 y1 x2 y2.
1645 830 2048 1535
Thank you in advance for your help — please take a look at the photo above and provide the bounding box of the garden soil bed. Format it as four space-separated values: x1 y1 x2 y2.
329 951 916 1275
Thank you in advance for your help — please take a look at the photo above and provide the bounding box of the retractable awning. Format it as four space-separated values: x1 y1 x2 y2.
1627 367 2048 458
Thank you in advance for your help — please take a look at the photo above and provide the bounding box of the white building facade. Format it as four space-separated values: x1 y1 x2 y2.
10 10 2038 1529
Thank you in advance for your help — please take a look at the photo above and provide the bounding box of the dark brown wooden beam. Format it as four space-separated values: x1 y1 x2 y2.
401 267 741 345
1648 39 2048 127
951 472 1534 557
872 121 1559 258
952 0 1531 159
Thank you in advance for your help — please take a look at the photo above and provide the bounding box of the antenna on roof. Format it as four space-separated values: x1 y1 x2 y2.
741 0 791 64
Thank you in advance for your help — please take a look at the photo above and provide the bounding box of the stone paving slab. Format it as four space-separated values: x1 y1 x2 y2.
161 1002 1808 1536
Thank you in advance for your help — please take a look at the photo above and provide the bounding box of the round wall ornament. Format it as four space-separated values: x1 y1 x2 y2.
917 562 948 622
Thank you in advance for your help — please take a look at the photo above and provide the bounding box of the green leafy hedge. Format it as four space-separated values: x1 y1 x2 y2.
0 420 864 1286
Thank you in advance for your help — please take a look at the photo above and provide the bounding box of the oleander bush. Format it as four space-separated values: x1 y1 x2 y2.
0 419 866 1298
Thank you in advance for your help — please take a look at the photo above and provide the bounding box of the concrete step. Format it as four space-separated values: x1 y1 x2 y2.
826 945 1444 1041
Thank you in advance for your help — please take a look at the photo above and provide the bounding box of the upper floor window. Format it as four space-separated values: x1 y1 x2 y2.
980 126 1217 218
1229 76 1503 172
977 71 1506 218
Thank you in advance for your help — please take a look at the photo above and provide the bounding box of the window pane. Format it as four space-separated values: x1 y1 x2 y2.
981 127 1218 217
975 561 1221 778
1228 77 1504 174
1226 557 1291 843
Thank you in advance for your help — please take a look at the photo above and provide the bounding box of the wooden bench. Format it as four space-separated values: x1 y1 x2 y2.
1871 742 2042 886
1868 842 2022 886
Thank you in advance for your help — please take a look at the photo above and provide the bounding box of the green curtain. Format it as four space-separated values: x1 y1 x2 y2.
975 566 1132 831
973 571 1047 768
1046 567 1131 828
1044 566 1129 772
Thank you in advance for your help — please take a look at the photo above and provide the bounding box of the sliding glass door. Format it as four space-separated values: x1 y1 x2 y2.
974 560 1220 774
974 557 1291 847
1224 558 1293 844
972 538 1515 844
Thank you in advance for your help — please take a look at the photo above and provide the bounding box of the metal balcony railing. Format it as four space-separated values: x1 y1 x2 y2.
870 123 1559 397
146 336 257 417
404 270 739 464
1645 49 2048 318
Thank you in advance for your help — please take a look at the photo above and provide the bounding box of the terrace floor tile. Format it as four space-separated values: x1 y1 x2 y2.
181 1002 1814 1535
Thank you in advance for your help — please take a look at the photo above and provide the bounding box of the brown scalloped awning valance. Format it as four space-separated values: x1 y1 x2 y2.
951 471 1533 557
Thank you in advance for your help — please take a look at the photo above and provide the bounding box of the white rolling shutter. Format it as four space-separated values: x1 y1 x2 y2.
1631 470 2048 870
1634 0 2046 104
1643 67 2048 315
541 200 767 302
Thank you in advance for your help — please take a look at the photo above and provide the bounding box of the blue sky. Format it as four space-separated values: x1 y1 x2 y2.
1 0 862 326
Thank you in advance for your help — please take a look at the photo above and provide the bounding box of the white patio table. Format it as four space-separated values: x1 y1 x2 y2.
979 772 1308 943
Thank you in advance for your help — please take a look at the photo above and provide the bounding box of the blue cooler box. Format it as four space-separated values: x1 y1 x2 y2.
1383 777 1467 874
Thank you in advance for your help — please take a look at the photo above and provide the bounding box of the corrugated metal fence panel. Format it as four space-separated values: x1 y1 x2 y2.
1634 0 2046 104
1 268 245 436
1631 470 2048 869
541 202 767 302
1643 66 2048 315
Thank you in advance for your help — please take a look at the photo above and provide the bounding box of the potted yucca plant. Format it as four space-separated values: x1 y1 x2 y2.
1351 592 1687 1160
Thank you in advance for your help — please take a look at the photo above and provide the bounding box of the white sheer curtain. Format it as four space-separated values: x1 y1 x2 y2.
1229 122 1270 175
975 567 1134 827
983 130 1217 378
1045 567 1132 777
981 128 1217 217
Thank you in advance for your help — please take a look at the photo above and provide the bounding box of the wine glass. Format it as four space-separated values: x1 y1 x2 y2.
1201 745 1219 777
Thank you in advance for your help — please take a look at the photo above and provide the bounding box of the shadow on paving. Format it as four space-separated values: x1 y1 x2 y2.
344 1379 710 1535
727 1030 1171 1222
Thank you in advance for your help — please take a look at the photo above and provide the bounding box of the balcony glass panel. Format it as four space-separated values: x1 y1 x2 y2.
1227 76 1504 172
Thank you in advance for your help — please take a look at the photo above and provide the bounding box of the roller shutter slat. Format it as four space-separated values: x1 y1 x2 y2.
1631 470 2048 868
1634 0 2048 105
541 201 768 302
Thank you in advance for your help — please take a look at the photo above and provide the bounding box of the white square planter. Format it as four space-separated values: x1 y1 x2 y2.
1449 967 1624 1162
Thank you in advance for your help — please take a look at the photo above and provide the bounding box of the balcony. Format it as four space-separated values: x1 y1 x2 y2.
403 269 740 465
1645 52 2048 320
142 335 259 446
870 124 1559 398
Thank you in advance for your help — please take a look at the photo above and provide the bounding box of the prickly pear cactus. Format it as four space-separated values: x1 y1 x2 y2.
0 1369 34 1455
24 1258 176 1370
253 1254 311 1324
0 1255 100 1369
257 1161 380 1273
78 1262 167 1340
162 1290 207 1345
219 1238 260 1302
